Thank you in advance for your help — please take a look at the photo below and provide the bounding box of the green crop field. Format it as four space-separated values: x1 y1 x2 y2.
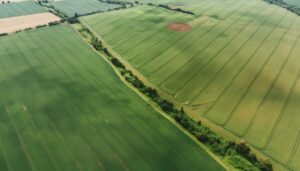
284 0 300 7
0 1 46 18
81 0 300 170
0 24 224 171
46 0 122 17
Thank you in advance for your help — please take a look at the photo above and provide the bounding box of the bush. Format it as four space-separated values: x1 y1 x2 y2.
111 58 125 68
48 21 60 26
0 33 8 37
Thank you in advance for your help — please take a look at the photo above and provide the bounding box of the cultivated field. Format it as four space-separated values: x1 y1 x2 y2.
81 0 300 170
0 1 45 18
46 0 122 17
0 12 60 34
0 24 224 171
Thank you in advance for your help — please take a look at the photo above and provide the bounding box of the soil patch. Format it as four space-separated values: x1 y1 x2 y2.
167 23 192 32
0 12 60 34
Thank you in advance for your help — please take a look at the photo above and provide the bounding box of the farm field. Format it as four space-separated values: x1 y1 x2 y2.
0 24 224 171
81 0 300 170
0 12 60 34
45 0 122 17
284 0 300 7
0 1 45 18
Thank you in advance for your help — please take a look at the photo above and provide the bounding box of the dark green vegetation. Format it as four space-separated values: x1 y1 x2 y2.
77 23 273 171
42 0 122 17
81 1 300 170
0 24 225 171
0 1 46 18
265 0 300 15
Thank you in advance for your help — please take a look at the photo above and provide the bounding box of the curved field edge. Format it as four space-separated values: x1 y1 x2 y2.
72 22 229 170
78 19 273 171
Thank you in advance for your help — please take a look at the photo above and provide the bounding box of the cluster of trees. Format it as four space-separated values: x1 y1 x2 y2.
149 3 194 15
99 0 136 8
1 1 10 4
78 24 273 171
264 0 300 15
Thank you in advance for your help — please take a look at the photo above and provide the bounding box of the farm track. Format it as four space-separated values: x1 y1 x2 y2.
99 7 159 38
126 2 217 63
188 6 279 104
48 28 203 170
241 31 300 138
0 41 36 171
178 5 275 102
104 3 205 56
159 1 265 94
221 13 296 127
263 71 300 150
140 0 248 74
123 0 241 63
31 26 204 170
0 142 12 171
5 108 36 171
202 9 288 120
29 29 130 170
113 1 217 54
287 131 300 166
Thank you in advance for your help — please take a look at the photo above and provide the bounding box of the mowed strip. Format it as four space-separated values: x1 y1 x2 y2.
0 24 224 171
0 12 60 34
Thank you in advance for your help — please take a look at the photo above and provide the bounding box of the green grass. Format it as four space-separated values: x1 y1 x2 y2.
0 24 224 171
46 0 122 17
81 1 300 170
0 1 46 19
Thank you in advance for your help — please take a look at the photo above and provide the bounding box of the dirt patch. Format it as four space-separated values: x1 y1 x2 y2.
0 12 60 34
167 23 191 32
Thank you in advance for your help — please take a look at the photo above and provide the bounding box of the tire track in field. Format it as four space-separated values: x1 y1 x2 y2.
116 1 213 53
4 32 66 171
0 48 14 171
9 32 81 171
133 0 246 70
49 29 180 170
54 29 198 171
50 123 84 171
5 107 36 171
201 10 288 121
106 0 215 47
158 0 265 93
0 142 13 171
125 2 217 62
99 7 159 38
49 27 204 171
28 29 127 171
262 70 300 149
241 32 300 137
32 29 150 171
141 0 249 74
221 14 297 126
22 104 60 171
0 39 36 171
106 3 206 53
287 131 300 166
188 6 279 104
